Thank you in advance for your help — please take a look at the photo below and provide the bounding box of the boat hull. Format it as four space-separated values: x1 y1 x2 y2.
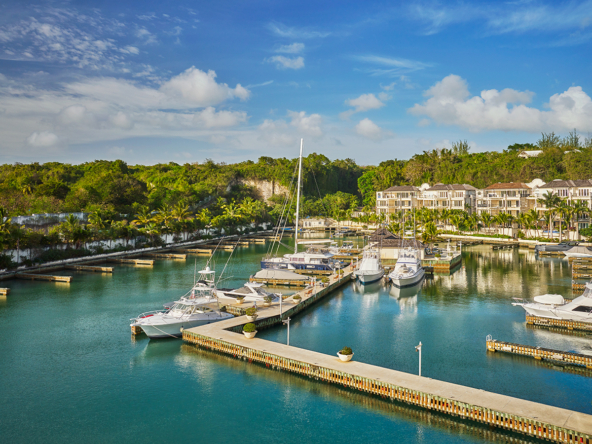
355 269 384 284
564 253 592 259
390 269 425 288
260 260 335 271
133 314 234 339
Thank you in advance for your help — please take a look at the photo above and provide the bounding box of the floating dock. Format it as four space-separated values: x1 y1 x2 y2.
526 315 592 332
143 253 187 260
65 265 114 273
486 337 592 370
248 277 310 287
107 258 154 266
0 288 9 295
16 273 72 283
178 248 213 255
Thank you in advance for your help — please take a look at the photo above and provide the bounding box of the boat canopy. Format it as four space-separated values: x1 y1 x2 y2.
533 294 565 305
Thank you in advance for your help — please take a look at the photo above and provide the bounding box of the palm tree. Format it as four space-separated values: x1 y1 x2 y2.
525 209 540 238
556 201 573 242
572 200 590 240
537 192 561 239
132 206 153 227
421 221 439 244
0 207 11 252
481 212 494 234
450 214 463 233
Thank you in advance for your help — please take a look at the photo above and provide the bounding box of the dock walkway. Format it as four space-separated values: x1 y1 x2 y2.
184 268 592 443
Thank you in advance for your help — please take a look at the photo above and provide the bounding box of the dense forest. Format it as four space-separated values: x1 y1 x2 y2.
0 131 591 217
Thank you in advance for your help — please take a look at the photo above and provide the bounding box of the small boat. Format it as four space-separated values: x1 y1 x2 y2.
130 267 233 339
354 248 384 284
217 282 281 303
564 245 592 259
389 248 425 288
512 283 592 322
534 241 579 253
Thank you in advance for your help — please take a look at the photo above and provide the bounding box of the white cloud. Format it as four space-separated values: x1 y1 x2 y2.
288 110 323 137
266 55 304 70
355 118 393 141
110 111 133 129
193 107 248 128
161 66 250 105
340 93 387 119
267 22 330 39
409 74 592 132
26 131 58 147
355 55 431 76
276 43 305 53
56 105 88 125
380 82 396 91
257 118 295 146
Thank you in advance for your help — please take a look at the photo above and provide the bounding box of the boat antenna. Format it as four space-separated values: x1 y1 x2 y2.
294 138 303 254
193 257 197 286
216 237 240 286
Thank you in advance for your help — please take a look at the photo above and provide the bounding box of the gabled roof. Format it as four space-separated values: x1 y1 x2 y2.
484 182 531 190
426 183 477 191
368 228 426 248
383 185 420 192
541 179 592 188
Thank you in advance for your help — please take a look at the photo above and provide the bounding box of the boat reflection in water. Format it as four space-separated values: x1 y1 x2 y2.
389 280 423 313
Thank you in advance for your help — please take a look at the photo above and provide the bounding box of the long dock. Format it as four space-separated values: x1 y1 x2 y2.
65 265 114 273
107 258 154 266
183 268 592 443
16 273 72 283
0 288 9 295
143 253 187 260
526 314 592 332
486 337 592 370
177 248 213 255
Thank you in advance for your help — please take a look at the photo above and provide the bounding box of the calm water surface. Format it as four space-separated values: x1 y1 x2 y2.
0 238 589 443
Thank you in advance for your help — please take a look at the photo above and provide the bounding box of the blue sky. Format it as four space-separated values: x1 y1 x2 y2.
1 0 591 165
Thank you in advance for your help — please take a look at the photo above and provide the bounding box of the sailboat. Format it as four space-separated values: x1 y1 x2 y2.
260 140 344 272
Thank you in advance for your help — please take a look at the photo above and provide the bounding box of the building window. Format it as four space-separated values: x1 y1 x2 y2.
558 189 568 197
579 189 590 197
439 192 448 198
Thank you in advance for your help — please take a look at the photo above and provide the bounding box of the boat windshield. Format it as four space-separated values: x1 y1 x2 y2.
171 303 213 313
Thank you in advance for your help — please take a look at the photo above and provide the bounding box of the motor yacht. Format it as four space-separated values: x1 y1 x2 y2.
217 282 281 303
353 248 384 284
564 245 592 259
389 248 425 288
261 248 344 271
534 241 578 253
512 283 592 322
130 267 233 339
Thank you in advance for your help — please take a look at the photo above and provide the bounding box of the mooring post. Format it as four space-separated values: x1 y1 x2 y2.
283 317 291 346
415 341 422 377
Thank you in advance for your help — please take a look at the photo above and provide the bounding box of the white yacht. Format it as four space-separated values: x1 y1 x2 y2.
564 245 592 259
217 282 281 303
389 248 425 288
130 267 233 339
512 283 592 322
354 248 384 284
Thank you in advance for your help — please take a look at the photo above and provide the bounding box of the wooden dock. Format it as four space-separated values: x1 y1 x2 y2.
65 265 114 273
292 269 333 276
526 314 592 332
16 273 72 283
248 277 310 287
183 268 592 443
486 337 592 370
177 248 213 255
0 288 9 295
144 253 187 260
107 258 154 266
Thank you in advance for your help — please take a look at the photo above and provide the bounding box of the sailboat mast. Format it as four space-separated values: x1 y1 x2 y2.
294 138 303 254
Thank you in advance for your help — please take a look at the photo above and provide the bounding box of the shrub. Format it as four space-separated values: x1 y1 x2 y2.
293 294 301 300
435 253 441 258
243 323 256 332
517 230 526 239
263 295 273 303
245 307 257 316
235 295 245 301
340 346 353 355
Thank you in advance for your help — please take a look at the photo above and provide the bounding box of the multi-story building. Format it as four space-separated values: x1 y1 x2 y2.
530 179 592 229
476 182 533 217
416 184 477 213
376 185 421 217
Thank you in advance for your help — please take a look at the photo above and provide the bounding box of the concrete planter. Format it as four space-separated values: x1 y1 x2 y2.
337 352 354 362
246 315 258 322
243 330 257 339
236 298 244 305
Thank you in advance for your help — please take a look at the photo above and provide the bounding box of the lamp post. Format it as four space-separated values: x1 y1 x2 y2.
283 317 291 346
415 341 422 376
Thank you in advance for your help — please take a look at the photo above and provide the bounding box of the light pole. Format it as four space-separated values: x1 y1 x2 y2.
415 341 422 376
283 317 291 346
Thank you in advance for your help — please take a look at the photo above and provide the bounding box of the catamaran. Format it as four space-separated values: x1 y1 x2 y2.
130 267 233 339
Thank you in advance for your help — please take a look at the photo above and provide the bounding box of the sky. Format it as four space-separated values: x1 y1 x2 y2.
1 0 591 166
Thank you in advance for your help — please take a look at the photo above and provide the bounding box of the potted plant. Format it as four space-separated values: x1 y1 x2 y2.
337 346 354 362
245 306 258 321
235 295 245 305
293 294 302 303
263 295 272 306
243 323 257 339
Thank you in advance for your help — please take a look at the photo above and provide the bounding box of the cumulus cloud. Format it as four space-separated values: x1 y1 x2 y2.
288 110 323 137
256 110 323 146
355 118 393 141
409 74 592 132
266 55 304 70
56 105 88 125
110 111 134 129
340 93 387 119
26 131 58 147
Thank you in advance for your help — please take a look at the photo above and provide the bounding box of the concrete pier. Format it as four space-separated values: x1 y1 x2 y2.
526 315 592 332
107 258 154 266
65 265 114 273
183 267 592 443
16 273 72 283
143 253 187 260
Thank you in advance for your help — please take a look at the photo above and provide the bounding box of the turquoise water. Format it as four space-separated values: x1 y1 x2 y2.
0 238 587 443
